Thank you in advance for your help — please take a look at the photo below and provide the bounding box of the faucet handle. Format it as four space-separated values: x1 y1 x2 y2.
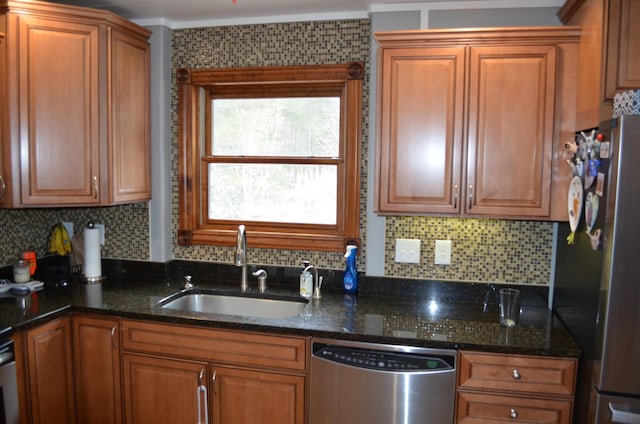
184 275 193 289
252 269 267 293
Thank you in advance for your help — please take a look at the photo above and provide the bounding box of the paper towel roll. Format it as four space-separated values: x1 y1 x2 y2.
83 227 102 278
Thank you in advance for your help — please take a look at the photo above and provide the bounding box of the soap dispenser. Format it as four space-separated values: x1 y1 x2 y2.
300 261 313 299
343 245 358 294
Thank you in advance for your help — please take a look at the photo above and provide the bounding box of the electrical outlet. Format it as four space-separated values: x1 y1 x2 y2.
434 240 452 265
395 239 421 264
94 223 105 245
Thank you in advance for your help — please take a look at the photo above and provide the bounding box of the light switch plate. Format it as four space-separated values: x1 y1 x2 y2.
434 240 452 265
62 222 74 239
395 239 421 264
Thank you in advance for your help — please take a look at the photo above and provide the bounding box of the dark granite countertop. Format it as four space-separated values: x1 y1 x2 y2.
0 261 581 358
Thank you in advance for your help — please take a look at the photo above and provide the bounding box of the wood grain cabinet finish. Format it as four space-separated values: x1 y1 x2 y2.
456 351 577 424
0 0 150 207
374 28 579 220
14 317 76 424
121 319 308 424
559 0 640 129
72 315 122 424
122 353 208 424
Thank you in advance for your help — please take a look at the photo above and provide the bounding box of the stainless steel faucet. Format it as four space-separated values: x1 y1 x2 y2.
235 225 248 292
302 264 323 299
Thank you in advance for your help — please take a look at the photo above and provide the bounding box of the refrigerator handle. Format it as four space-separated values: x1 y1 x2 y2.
609 403 640 423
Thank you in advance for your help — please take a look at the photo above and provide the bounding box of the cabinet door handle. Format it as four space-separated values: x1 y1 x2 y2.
0 175 5 200
197 383 208 424
93 175 99 199
512 369 521 380
453 183 459 209
467 184 473 210
110 326 117 349
510 408 518 419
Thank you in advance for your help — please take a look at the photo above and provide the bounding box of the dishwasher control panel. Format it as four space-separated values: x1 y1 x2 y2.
313 344 454 372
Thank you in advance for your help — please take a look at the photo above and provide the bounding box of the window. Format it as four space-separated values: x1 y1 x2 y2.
177 63 364 252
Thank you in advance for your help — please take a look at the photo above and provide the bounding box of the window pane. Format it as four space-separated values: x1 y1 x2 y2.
212 98 340 157
208 163 337 225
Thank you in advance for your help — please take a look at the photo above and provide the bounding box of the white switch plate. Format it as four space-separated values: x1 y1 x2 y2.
94 223 105 245
395 238 421 264
434 240 452 265
62 222 74 239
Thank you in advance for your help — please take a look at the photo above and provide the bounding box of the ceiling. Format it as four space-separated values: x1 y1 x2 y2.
47 0 384 24
45 0 543 27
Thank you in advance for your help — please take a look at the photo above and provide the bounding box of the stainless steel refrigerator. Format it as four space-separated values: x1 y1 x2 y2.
553 114 640 423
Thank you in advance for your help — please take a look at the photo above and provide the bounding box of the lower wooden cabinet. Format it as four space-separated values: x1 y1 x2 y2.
122 353 207 424
213 366 305 424
456 351 577 424
457 391 573 423
120 319 308 424
15 317 76 424
72 315 122 424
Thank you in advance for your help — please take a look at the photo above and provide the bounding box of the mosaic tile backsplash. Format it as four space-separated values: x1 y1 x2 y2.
0 18 555 285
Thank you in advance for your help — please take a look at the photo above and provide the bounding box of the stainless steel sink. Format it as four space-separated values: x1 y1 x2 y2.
159 291 307 319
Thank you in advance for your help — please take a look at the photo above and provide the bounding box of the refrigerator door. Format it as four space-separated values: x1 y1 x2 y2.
595 392 640 424
595 115 640 396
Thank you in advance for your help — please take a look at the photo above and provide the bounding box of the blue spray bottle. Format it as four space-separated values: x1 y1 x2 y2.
343 245 358 294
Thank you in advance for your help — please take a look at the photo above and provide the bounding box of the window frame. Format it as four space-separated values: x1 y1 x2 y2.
177 62 364 252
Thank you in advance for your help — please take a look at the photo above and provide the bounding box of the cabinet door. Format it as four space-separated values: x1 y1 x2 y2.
16 14 101 205
25 317 76 424
109 29 151 203
604 0 640 98
73 315 122 424
376 46 465 214
122 353 208 424
466 45 556 217
213 365 305 424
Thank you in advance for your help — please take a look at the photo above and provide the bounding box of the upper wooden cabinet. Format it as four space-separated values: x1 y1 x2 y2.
559 0 640 129
0 0 151 207
374 28 579 220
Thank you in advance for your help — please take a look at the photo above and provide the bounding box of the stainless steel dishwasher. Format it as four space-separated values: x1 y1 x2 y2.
310 338 456 424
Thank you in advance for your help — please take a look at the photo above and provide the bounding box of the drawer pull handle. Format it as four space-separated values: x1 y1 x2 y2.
510 408 518 419
512 369 521 380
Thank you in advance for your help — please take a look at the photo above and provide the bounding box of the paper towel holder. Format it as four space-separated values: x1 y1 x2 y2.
81 222 106 285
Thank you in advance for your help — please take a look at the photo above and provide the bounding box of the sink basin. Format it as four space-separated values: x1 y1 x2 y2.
159 291 307 319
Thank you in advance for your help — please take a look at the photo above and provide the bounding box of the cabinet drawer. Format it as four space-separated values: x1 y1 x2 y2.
121 319 307 372
458 351 576 396
456 391 573 424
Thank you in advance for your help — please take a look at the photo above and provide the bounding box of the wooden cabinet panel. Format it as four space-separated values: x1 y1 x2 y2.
16 14 101 205
24 317 76 424
72 315 122 424
375 28 578 220
466 45 556 217
377 46 465 214
457 391 573 424
122 353 207 424
559 0 640 128
213 366 305 424
0 0 151 207
458 351 577 396
109 29 151 203
605 0 640 97
121 319 308 371
456 351 576 424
